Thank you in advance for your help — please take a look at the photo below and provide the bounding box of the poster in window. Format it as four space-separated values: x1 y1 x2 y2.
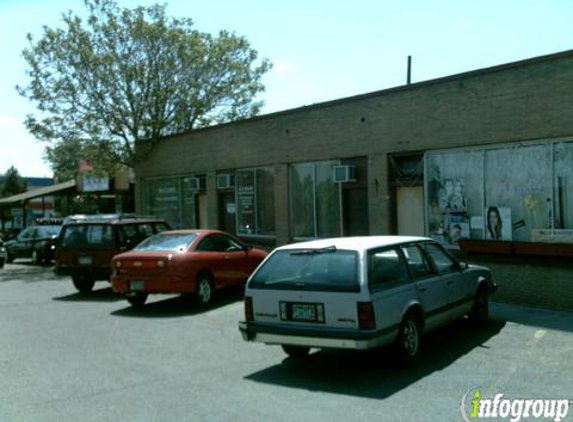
437 178 467 212
485 206 512 240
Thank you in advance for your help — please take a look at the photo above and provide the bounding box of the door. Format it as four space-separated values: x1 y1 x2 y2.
197 194 208 229
422 242 473 318
400 243 449 331
396 187 424 236
195 233 248 287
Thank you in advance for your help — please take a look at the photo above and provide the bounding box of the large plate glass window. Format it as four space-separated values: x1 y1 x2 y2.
235 168 275 236
142 177 180 228
426 150 483 246
290 160 341 239
485 144 552 242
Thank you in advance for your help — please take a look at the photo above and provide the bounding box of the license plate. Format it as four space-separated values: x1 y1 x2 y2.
78 256 92 265
130 280 145 291
291 304 316 321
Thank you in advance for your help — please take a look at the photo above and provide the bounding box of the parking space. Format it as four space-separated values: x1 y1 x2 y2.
0 262 571 422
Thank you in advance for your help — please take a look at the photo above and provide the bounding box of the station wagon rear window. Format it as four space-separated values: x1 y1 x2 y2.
249 248 359 292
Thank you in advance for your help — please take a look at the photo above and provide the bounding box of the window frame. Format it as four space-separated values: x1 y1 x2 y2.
367 246 412 293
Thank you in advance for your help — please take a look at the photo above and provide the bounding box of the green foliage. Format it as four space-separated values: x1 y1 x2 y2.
1 167 27 197
18 0 272 172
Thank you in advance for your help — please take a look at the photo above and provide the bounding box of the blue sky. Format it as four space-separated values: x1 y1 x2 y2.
1 0 572 177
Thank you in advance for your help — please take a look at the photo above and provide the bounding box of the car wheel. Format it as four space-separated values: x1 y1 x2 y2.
0 258 4 268
469 285 489 324
282 345 311 359
72 274 95 293
126 292 148 307
6 251 14 264
194 273 214 306
31 250 41 265
397 313 422 362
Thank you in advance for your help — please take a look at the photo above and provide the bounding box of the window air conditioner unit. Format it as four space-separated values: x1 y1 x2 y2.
333 165 356 183
216 174 235 189
187 176 202 191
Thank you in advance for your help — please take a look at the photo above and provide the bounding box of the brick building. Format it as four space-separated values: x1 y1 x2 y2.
134 49 573 311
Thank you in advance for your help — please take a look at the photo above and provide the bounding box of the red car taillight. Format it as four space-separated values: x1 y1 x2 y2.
244 296 254 322
357 302 376 329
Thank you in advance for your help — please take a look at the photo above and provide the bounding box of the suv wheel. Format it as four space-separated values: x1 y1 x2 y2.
194 273 214 306
72 275 95 293
282 345 310 359
31 250 42 265
397 313 422 362
126 292 148 307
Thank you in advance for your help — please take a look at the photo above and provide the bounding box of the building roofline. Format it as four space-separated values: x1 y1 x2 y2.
152 48 573 142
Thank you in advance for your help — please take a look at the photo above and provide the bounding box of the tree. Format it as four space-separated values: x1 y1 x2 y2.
1 167 27 197
18 0 271 173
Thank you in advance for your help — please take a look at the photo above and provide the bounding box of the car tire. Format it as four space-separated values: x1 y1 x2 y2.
0 258 4 268
282 345 311 359
194 273 214 306
126 292 148 307
469 285 489 324
72 274 95 293
31 250 42 265
396 313 422 363
6 251 14 264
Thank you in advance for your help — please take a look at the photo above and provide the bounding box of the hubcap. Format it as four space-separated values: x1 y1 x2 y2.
403 320 419 356
198 280 211 303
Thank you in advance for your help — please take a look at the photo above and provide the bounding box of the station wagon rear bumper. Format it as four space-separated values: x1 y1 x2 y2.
238 321 398 351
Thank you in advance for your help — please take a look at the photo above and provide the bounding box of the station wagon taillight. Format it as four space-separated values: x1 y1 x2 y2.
357 302 376 330
244 296 254 322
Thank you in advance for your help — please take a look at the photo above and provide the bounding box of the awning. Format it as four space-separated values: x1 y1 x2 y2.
0 179 76 205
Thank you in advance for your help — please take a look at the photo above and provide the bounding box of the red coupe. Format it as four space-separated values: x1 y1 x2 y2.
111 230 268 307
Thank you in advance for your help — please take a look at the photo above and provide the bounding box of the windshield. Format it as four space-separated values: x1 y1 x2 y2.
249 248 359 292
133 233 197 252
37 226 61 237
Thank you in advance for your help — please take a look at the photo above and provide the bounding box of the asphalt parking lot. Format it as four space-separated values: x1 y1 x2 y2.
0 261 572 422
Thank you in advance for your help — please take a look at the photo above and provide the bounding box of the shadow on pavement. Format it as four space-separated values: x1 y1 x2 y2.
110 287 244 318
53 286 125 302
244 319 505 400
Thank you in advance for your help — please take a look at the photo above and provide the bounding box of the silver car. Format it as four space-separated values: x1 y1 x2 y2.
239 236 496 361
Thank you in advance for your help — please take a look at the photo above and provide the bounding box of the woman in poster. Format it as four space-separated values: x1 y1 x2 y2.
486 206 503 240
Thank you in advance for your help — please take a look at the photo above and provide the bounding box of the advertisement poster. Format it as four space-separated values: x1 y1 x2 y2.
485 206 512 240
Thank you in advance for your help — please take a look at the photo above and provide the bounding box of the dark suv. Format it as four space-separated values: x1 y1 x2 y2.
54 215 170 293
5 225 62 264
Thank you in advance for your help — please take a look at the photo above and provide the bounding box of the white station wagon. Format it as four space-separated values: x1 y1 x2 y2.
239 236 496 361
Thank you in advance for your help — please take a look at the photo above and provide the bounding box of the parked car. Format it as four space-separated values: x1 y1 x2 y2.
54 215 171 293
5 225 61 264
0 237 7 268
239 236 497 361
111 229 268 307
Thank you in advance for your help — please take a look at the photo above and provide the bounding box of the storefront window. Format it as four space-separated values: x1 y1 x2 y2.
427 150 483 246
485 144 551 242
236 168 275 236
554 141 573 230
291 161 341 239
143 177 180 228
427 140 569 246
